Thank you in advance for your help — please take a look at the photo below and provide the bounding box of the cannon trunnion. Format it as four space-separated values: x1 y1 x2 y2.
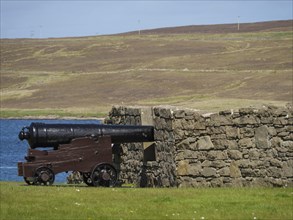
18 123 154 187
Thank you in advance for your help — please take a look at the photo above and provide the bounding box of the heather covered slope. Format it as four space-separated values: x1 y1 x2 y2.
1 20 292 117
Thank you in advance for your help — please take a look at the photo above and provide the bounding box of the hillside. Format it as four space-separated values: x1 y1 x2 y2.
1 20 292 117
122 20 292 35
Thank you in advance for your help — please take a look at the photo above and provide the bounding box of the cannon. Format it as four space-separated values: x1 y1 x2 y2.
17 123 154 187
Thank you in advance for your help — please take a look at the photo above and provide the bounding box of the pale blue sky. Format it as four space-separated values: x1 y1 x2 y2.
1 0 292 38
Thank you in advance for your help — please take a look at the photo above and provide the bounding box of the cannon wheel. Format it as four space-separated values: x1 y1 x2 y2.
34 167 55 186
24 177 36 185
91 163 117 187
81 172 94 186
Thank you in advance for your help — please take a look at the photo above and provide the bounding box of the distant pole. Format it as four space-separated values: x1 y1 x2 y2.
237 16 240 31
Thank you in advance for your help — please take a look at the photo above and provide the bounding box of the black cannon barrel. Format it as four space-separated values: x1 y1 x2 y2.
19 123 154 149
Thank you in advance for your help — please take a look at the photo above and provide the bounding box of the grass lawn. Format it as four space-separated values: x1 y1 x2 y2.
0 182 292 220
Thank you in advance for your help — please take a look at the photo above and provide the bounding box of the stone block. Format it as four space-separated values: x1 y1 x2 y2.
187 164 201 176
201 160 212 167
201 167 217 177
225 126 239 139
235 115 260 125
255 125 270 149
208 126 225 135
282 141 293 151
282 161 293 177
248 149 260 160
211 160 227 168
228 150 242 160
271 137 282 148
177 139 190 150
194 120 206 130
173 110 185 118
174 129 185 141
211 177 224 187
159 108 173 119
183 150 198 159
210 114 233 126
197 136 214 150
177 160 189 176
230 161 241 177
239 107 255 115
219 167 230 176
269 158 283 167
267 167 282 178
213 139 237 150
273 118 288 126
207 150 228 160
181 119 195 130
239 127 255 138
219 109 233 115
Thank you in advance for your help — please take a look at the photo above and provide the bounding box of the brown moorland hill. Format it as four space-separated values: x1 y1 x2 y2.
0 20 292 117
122 20 293 35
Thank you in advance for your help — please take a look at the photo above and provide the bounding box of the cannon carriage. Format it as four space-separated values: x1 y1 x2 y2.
18 123 154 187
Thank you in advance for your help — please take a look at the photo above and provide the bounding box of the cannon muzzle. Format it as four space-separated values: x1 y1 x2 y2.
19 123 154 149
19 127 30 141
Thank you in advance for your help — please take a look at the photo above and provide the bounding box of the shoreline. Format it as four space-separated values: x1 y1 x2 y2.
1 116 105 121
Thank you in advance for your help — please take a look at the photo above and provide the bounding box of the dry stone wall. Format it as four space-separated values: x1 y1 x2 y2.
107 105 293 187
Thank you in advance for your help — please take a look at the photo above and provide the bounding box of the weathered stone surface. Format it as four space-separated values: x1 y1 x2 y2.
239 127 255 138
197 136 214 150
235 115 260 125
213 139 237 150
219 109 233 116
194 120 206 130
270 158 283 167
230 161 241 178
108 105 292 188
282 141 293 151
201 167 217 177
248 149 260 160
176 138 196 150
159 108 173 119
181 119 195 130
239 138 255 148
255 125 270 149
177 160 189 176
219 167 230 176
207 151 228 160
225 126 239 139
228 150 242 160
174 110 185 119
267 167 282 178
239 107 255 115
210 114 233 126
211 177 224 187
282 161 293 177
211 160 226 168
187 164 201 176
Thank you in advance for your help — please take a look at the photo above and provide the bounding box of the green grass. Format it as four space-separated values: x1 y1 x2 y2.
0 108 106 119
0 182 292 220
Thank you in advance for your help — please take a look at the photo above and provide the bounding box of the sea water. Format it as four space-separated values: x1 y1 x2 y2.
0 119 100 183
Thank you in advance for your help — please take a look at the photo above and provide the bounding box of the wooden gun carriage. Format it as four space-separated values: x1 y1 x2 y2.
18 123 154 187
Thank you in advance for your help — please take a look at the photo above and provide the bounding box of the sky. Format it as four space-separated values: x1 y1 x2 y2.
1 0 292 38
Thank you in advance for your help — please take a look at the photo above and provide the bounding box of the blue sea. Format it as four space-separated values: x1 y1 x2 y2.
0 119 100 183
